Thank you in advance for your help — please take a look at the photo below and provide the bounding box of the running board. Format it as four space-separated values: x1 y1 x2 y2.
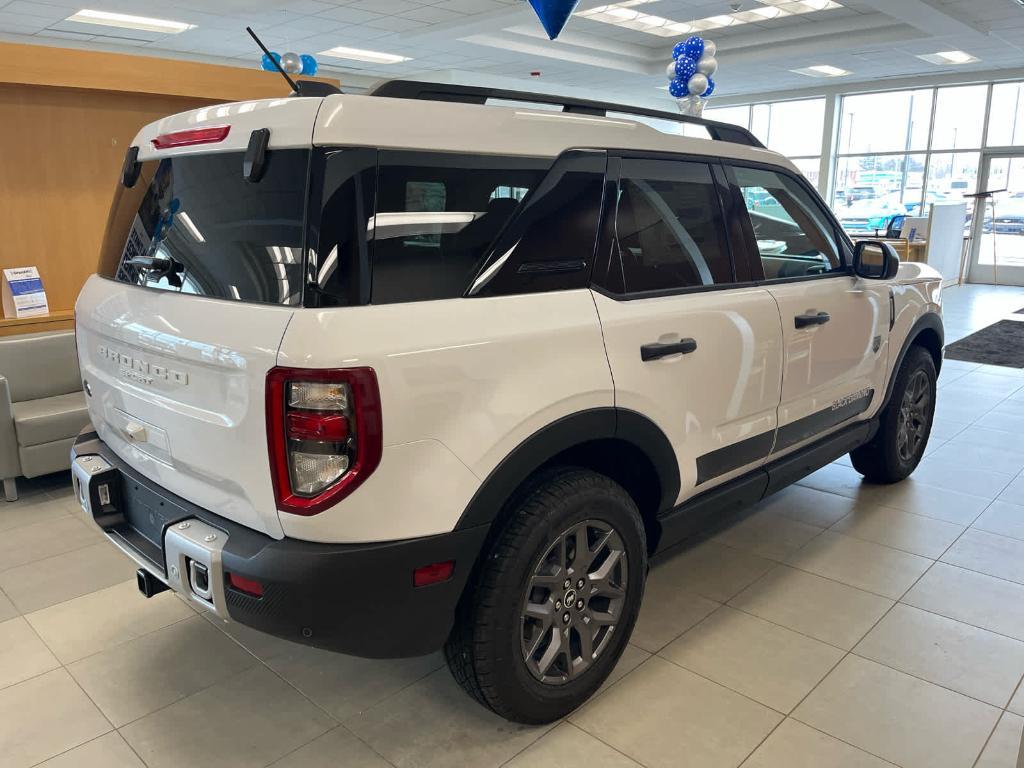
654 419 876 553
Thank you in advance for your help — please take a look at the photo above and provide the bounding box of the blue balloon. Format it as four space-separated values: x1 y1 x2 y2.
702 77 715 98
261 51 281 71
300 54 318 76
684 36 705 60
668 78 688 98
672 41 687 60
674 56 697 80
528 0 579 39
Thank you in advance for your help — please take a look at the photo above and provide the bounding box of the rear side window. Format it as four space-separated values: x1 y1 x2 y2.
98 150 309 305
613 159 733 294
470 150 607 297
370 152 550 304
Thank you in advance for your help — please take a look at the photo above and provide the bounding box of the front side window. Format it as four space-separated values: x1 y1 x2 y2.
370 152 550 304
98 149 309 305
613 159 733 294
733 166 844 280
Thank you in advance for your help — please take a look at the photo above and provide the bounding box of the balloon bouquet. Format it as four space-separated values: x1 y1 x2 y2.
261 51 319 77
666 36 718 117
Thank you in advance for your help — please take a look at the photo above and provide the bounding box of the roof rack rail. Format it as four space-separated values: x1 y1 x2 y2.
369 79 765 149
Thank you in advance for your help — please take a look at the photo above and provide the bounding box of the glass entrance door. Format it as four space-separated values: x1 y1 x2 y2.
968 154 1024 286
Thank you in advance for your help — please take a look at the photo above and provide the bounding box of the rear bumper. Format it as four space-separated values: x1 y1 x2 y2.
71 430 489 658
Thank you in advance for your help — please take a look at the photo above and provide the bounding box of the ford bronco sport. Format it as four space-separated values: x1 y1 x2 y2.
71 80 944 724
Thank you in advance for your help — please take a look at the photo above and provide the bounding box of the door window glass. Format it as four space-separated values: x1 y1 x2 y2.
614 159 732 293
733 166 843 279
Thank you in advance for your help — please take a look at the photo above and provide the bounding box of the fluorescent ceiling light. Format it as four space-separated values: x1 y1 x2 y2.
578 0 841 37
917 50 979 65
319 46 411 64
792 64 851 77
66 9 195 34
176 212 204 243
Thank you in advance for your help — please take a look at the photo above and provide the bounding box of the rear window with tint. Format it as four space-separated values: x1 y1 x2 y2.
369 152 550 304
98 150 309 306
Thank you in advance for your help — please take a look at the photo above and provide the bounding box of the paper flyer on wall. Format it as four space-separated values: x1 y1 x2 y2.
1 267 49 319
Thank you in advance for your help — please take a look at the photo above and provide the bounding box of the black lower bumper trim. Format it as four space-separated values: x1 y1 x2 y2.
72 430 488 658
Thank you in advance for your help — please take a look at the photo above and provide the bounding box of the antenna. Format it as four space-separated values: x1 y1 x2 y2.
246 26 299 94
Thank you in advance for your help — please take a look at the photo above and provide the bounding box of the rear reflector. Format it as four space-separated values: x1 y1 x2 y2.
227 572 264 597
413 560 455 587
152 125 231 149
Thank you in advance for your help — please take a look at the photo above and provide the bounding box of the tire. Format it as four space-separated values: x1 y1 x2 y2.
445 468 647 724
850 345 936 483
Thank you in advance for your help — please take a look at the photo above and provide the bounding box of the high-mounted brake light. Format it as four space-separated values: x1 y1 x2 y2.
266 367 382 515
152 125 230 150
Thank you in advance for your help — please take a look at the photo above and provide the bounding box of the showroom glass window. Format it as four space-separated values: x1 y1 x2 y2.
98 150 309 305
706 99 824 188
370 152 550 304
832 86 988 233
732 166 843 279
988 83 1024 147
612 159 733 293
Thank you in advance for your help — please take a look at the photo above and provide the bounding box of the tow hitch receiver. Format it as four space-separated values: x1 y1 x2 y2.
137 568 169 598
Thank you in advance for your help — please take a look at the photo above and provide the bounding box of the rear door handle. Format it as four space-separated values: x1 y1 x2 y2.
641 338 698 361
794 312 830 329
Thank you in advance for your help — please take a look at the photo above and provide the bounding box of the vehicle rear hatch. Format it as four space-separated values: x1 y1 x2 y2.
75 98 321 538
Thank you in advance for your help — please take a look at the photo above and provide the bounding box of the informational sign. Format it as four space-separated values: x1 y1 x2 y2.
1 267 49 319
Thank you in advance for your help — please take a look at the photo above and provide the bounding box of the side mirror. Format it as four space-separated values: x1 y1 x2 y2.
853 240 899 280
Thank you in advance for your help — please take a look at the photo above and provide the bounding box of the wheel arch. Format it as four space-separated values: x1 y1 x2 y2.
454 408 679 553
883 311 944 409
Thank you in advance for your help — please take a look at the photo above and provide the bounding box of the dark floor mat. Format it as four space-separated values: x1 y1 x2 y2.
945 319 1024 368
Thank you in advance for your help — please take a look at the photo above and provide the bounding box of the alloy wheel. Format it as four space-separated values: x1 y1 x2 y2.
896 369 931 463
520 519 628 685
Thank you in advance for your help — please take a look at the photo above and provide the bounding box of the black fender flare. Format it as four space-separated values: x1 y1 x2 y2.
454 407 680 530
882 311 944 410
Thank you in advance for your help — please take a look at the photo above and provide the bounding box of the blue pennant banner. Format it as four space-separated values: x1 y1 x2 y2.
528 0 580 40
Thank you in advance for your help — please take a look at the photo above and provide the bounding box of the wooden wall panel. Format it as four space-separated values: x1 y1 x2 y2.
0 41 333 101
0 84 217 327
0 43 339 335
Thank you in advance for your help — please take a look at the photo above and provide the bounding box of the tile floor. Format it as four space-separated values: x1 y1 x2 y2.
1 283 1024 768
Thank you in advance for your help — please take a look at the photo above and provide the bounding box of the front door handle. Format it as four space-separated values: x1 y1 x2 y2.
641 338 698 361
794 312 831 329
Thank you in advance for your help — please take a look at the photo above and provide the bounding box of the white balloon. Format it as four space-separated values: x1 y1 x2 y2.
280 51 302 75
687 73 709 96
697 55 718 76
703 40 717 57
666 60 678 78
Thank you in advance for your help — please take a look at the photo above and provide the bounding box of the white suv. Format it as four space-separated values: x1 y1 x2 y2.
71 80 944 724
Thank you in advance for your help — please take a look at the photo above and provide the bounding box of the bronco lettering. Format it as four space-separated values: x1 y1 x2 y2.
97 345 189 385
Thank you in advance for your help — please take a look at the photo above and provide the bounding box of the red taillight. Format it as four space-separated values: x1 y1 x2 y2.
227 572 264 597
413 561 455 587
266 367 382 516
152 126 230 149
286 411 349 441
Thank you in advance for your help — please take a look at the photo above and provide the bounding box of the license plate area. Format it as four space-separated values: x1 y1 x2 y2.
71 455 189 576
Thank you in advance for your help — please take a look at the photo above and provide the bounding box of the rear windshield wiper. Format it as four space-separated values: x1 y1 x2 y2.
124 255 185 288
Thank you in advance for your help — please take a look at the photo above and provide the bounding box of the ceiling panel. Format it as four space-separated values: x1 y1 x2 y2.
0 0 1020 105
